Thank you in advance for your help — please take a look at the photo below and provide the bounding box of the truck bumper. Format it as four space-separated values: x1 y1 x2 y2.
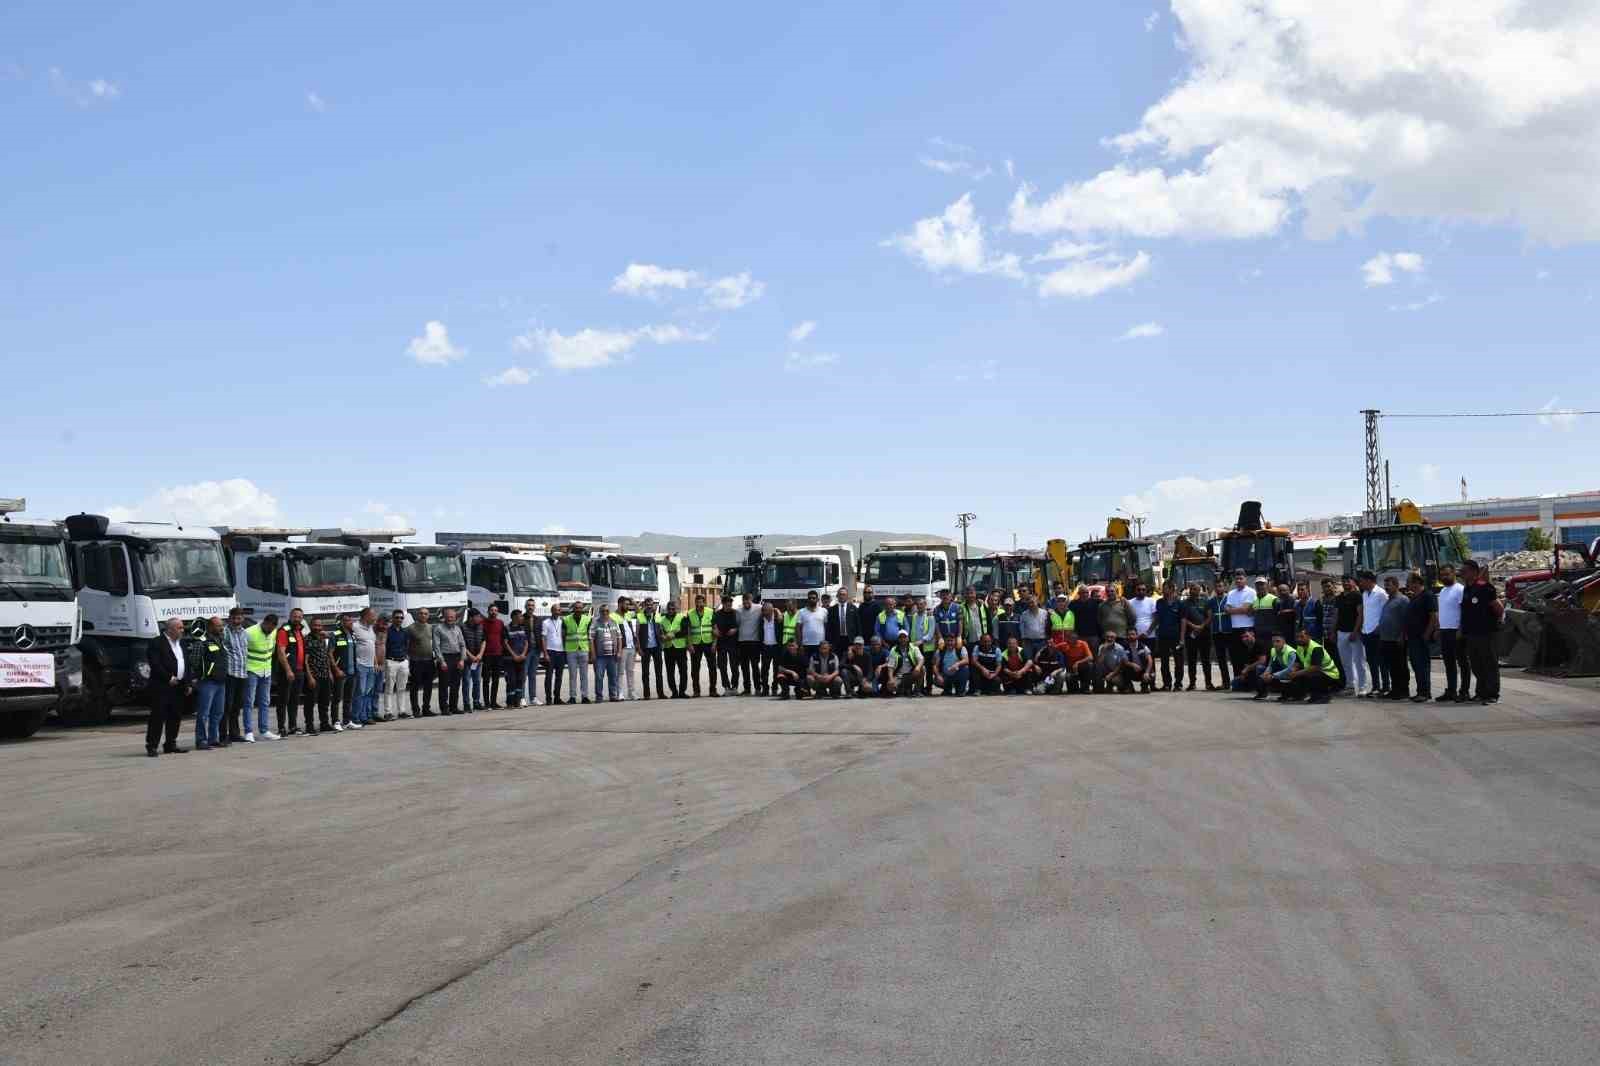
1 646 85 713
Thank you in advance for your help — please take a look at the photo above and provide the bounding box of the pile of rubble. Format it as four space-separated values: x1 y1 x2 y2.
1487 549 1590 576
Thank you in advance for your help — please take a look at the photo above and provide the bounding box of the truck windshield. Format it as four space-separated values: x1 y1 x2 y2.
553 558 589 590
960 560 1002 594
607 558 658 590
395 552 465 592
134 539 232 598
723 569 757 599
1220 536 1275 576
1076 547 1134 586
763 560 825 589
0 536 75 601
1358 530 1426 573
1171 561 1215 592
509 559 557 596
288 551 365 595
866 554 931 584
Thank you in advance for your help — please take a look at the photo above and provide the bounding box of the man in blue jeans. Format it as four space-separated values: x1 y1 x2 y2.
193 616 229 749
1404 573 1436 701
350 607 378 725
243 613 279 741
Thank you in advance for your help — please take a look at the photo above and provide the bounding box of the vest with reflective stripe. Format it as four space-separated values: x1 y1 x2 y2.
781 610 798 644
1297 638 1340 681
245 625 275 674
1048 609 1076 633
203 640 222 679
688 607 715 645
562 613 590 653
662 613 688 650
1268 644 1294 670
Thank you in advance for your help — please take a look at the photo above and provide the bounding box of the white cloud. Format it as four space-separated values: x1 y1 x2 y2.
305 91 327 113
611 263 764 310
406 321 465 365
784 351 840 373
48 68 120 106
1119 321 1165 340
1538 397 1578 431
514 322 707 371
1030 239 1107 263
920 136 994 181
1007 3 1600 245
1362 251 1426 286
611 263 700 297
1120 475 1254 531
1144 10 1160 31
787 320 816 342
362 501 412 530
482 365 535 387
703 271 765 310
884 193 1024 281
1038 250 1151 298
108 478 282 527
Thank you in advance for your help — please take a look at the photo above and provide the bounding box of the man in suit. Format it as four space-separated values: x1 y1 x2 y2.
826 590 860 651
146 617 191 757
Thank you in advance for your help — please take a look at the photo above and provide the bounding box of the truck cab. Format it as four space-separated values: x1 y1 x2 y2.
1346 502 1464 586
219 528 370 627
958 552 1051 601
64 513 236 723
720 536 765 603
760 544 857 607
545 543 600 608
462 543 560 619
313 529 465 626
1218 531 1295 587
0 498 83 737
862 540 957 605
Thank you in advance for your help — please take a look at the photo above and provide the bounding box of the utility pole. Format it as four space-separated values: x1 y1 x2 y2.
956 512 977 562
1116 506 1148 538
1362 408 1383 526
1384 459 1393 517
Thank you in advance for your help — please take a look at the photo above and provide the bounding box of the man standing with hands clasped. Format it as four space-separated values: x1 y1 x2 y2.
145 618 191 757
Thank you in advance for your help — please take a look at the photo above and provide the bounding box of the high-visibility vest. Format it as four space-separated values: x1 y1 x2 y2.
909 612 936 647
662 612 689 651
1297 639 1340 681
961 603 989 634
1268 645 1294 670
562 613 590 653
245 625 275 674
781 610 798 644
1048 609 1076 633
688 607 716 645
203 639 222 680
277 623 304 671
1258 593 1278 611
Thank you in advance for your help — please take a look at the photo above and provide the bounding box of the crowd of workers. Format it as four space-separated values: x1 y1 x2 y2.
135 561 1504 757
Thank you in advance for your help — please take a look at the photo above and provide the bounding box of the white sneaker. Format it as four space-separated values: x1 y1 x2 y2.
244 732 256 743
349 722 363 729
263 731 281 740
329 722 343 732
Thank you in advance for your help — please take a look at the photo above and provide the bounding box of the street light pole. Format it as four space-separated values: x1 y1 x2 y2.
956 512 977 562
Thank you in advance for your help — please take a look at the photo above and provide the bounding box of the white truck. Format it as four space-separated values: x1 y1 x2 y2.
312 529 466 626
218 528 370 626
63 513 237 724
550 544 681 611
861 539 959 605
0 499 83 738
463 542 560 619
546 542 601 608
759 544 857 606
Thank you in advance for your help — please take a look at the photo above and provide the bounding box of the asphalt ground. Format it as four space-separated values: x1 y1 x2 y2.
2 665 1598 1065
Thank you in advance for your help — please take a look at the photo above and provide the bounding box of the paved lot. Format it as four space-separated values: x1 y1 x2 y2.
2 669 1598 1065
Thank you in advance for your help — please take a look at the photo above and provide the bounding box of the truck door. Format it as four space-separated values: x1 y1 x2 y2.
242 554 286 618
77 542 133 638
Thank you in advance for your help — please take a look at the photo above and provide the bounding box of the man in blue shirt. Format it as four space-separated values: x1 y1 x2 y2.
875 605 905 643
933 589 962 642
1153 583 1183 691
383 610 410 719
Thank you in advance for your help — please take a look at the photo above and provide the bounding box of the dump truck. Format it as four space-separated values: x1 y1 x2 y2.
861 540 958 604
313 528 466 626
463 542 560 619
760 544 856 606
0 498 83 737
219 528 370 626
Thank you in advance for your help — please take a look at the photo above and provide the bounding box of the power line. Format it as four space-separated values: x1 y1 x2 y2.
1378 410 1600 419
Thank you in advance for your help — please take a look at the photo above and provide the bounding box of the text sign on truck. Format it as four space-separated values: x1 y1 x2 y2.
0 653 54 688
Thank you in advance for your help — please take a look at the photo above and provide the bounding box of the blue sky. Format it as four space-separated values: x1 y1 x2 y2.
6 1 1599 547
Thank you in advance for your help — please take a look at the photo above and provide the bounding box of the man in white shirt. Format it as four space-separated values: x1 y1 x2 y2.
1358 570 1390 696
1431 563 1466 702
797 591 828 657
541 606 567 706
1128 583 1157 641
615 596 638 700
1222 570 1257 674
735 594 763 695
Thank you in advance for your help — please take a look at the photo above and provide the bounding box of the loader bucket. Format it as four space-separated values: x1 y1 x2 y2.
1542 608 1600 677
1500 608 1542 669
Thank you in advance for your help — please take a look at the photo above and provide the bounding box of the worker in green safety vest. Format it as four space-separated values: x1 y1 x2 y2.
685 594 718 697
1283 628 1341 704
561 602 592 704
660 603 690 698
1048 595 1076 637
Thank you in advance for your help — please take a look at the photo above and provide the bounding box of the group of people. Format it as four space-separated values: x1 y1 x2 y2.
137 561 1505 755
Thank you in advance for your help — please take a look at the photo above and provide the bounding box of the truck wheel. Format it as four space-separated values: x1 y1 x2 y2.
0 706 49 739
55 661 115 727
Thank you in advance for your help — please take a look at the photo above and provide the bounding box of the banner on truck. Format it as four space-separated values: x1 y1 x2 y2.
0 653 55 688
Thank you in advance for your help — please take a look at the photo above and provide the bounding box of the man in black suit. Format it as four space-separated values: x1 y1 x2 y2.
146 618 191 757
826 590 860 651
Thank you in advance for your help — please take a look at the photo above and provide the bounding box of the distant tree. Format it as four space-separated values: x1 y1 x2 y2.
1312 545 1328 571
1522 527 1553 551
1446 527 1472 562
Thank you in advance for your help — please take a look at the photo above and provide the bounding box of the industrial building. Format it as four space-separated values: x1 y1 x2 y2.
1402 491 1600 555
